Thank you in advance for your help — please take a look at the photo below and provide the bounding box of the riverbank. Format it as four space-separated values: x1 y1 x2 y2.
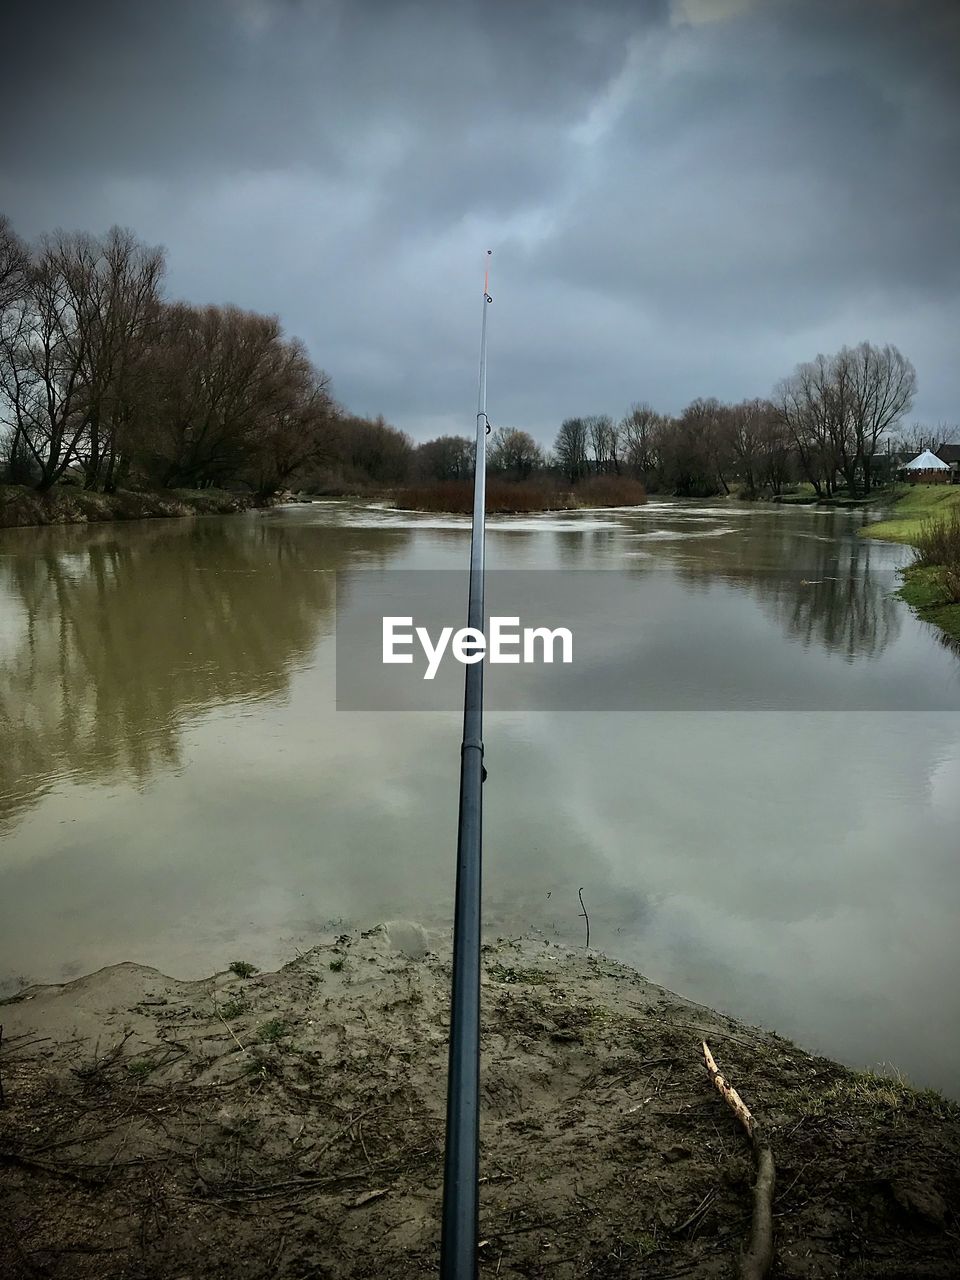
0 479 648 526
861 484 960 543
1 929 957 1279
861 485 960 645
0 484 255 529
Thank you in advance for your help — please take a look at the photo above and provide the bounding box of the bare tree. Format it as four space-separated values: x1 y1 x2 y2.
585 414 618 474
0 215 28 312
247 340 336 496
776 359 844 497
0 226 165 491
488 427 543 478
620 403 665 483
0 239 93 491
136 303 299 487
726 399 765 497
553 417 590 483
724 398 794 497
846 342 916 493
757 405 794 495
415 434 473 482
53 227 166 490
776 343 915 496
0 216 30 479
892 422 951 457
660 398 729 496
331 413 414 485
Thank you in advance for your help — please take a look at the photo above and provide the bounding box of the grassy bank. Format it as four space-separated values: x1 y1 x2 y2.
897 565 960 644
1 929 957 1278
764 482 905 508
861 483 960 543
0 484 254 529
861 485 960 645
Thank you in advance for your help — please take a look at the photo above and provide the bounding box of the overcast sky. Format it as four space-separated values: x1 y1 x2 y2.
2 0 958 443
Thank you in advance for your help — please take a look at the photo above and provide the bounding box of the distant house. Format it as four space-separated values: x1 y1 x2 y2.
899 449 952 484
935 443 960 481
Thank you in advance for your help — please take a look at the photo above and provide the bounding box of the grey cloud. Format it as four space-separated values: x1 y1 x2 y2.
1 0 957 438
527 2 960 313
3 1 651 177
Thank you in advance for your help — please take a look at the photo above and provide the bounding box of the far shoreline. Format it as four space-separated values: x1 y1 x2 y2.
0 480 650 530
0 482 263 530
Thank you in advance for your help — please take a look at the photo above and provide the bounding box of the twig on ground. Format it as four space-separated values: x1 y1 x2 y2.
671 1186 718 1236
702 1041 775 1280
214 1002 248 1057
578 888 590 948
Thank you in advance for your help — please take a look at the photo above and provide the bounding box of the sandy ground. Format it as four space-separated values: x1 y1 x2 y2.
1 926 958 1278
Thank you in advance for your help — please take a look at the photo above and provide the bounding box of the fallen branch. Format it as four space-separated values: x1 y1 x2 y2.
578 888 590 948
702 1041 775 1280
213 1003 248 1057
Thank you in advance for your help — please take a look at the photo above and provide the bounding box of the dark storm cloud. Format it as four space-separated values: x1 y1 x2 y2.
3 1 646 178
2 0 958 437
529 1 960 312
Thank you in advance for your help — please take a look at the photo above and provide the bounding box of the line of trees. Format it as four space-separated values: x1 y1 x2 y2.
0 214 349 498
549 344 919 499
776 344 918 497
2 212 935 503
343 348 924 501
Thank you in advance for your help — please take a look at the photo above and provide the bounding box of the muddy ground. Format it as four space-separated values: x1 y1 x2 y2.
1 927 957 1278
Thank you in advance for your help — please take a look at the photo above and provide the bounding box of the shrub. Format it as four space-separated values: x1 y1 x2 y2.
219 998 248 1020
257 1019 288 1043
913 507 960 602
397 479 571 514
395 475 646 515
575 475 646 507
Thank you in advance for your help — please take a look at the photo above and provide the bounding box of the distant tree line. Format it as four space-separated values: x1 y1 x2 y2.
409 342 923 501
548 343 920 500
1 212 933 503
367 351 925 502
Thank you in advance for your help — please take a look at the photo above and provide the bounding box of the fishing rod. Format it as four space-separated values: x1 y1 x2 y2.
440 250 492 1280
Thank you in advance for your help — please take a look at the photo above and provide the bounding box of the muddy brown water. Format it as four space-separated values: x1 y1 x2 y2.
1 499 959 1093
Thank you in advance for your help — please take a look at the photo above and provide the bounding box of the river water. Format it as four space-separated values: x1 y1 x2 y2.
1 500 959 1092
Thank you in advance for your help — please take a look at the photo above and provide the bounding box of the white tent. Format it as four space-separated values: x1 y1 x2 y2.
902 450 949 471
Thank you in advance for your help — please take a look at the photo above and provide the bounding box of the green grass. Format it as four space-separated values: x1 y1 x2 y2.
861 486 960 644
898 566 960 643
486 964 554 986
861 484 960 542
242 1050 282 1080
126 1059 156 1079
814 1068 960 1122
170 488 251 515
219 998 248 1020
257 1019 288 1043
774 481 820 505
228 960 258 978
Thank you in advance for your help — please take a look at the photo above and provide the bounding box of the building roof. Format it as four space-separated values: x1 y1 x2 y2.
936 444 960 465
903 449 950 470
